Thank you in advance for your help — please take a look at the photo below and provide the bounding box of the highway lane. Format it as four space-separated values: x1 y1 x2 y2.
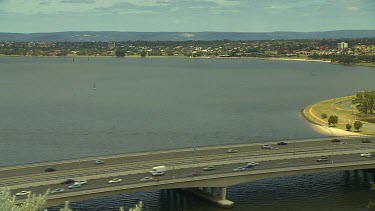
11 151 375 201
1 143 374 187
1 136 373 177
1 137 375 188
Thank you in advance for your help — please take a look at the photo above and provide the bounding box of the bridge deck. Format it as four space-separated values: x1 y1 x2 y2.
2 136 375 207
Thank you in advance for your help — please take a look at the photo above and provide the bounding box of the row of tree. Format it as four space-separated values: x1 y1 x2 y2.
0 188 143 211
321 113 363 131
309 54 375 64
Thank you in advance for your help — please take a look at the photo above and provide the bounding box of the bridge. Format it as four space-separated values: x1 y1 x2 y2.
2 136 375 208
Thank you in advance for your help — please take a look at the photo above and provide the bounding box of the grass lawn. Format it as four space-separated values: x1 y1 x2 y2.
304 96 375 135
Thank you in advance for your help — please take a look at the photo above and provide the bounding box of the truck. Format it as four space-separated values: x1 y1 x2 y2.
149 166 167 176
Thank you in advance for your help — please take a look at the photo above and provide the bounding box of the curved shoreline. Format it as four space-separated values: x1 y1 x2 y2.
302 97 374 137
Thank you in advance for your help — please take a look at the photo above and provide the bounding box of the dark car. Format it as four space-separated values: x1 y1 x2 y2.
362 139 372 143
61 179 75 185
277 141 287 145
316 156 329 162
331 139 340 143
44 168 56 172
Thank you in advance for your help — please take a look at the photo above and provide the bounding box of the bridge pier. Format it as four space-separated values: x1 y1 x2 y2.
220 187 227 200
182 187 234 209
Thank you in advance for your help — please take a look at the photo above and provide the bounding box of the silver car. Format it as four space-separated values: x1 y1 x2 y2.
233 167 246 172
203 166 215 171
51 188 64 194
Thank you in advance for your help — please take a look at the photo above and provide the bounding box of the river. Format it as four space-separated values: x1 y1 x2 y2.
0 57 374 210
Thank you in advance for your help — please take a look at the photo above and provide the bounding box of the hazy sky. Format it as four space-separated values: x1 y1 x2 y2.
0 0 374 33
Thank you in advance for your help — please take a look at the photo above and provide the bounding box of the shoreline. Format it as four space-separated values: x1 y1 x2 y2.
310 124 364 137
301 97 374 137
1 54 373 67
0 54 330 62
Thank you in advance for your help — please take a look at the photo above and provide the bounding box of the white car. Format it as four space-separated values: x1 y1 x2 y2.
108 178 122 184
246 162 259 166
68 184 81 189
360 152 372 157
233 167 246 172
95 160 105 164
51 188 64 194
16 191 31 196
227 149 238 153
140 177 154 182
262 144 272 149
74 180 87 185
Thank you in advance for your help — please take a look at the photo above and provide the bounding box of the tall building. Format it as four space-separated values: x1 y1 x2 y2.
337 42 348 49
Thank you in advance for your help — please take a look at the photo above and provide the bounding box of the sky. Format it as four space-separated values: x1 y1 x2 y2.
0 0 374 33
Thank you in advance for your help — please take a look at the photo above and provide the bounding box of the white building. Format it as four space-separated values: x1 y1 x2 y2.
337 42 348 49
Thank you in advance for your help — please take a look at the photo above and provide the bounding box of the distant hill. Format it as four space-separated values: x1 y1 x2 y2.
0 30 374 42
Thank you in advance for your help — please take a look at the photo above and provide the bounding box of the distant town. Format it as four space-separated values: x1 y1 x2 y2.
1 38 374 66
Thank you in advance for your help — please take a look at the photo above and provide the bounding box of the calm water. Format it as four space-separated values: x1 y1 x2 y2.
1 57 375 210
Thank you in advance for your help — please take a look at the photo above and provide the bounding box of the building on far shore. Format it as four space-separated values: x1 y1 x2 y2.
337 42 348 49
108 42 116 49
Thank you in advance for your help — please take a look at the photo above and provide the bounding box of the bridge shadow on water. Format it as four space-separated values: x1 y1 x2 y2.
47 170 375 211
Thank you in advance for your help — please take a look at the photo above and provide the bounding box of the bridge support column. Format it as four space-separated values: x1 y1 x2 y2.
202 187 208 193
220 187 227 200
182 187 234 209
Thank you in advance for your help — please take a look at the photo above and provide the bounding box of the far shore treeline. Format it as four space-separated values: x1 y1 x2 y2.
1 38 374 66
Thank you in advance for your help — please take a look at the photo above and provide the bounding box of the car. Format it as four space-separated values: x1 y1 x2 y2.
188 172 199 177
15 191 31 196
227 149 238 153
74 180 87 185
140 177 154 182
362 139 372 143
331 139 340 143
316 156 329 162
68 184 81 189
108 178 122 184
51 188 64 194
246 162 259 166
262 144 272 149
61 179 75 185
44 167 56 172
340 142 347 145
203 166 215 171
95 160 105 164
360 152 372 157
233 167 246 172
244 162 259 168
277 141 287 145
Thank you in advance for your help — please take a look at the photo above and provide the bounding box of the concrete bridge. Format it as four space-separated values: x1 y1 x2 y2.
2 136 375 208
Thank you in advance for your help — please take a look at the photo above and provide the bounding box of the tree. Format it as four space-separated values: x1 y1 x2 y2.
140 51 147 58
321 113 327 119
0 188 49 211
121 201 143 211
367 182 375 210
356 91 375 114
328 115 339 126
115 49 126 57
353 120 363 131
346 124 352 131
0 188 143 211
